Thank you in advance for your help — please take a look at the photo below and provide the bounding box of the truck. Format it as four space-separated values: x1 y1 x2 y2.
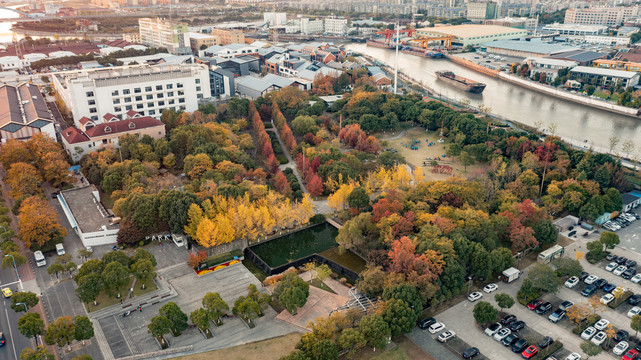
580 223 594 231
500 267 520 283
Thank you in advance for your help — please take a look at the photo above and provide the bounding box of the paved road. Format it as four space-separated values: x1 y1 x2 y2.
0 268 33 360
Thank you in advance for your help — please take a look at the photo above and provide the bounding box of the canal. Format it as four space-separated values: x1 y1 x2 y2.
346 43 641 159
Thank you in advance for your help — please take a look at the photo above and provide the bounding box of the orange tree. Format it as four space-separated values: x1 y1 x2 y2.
5 163 42 199
18 196 67 248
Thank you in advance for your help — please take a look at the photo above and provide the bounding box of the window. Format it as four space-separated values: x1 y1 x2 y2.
88 100 95 105
104 126 112 133
148 102 154 107
158 101 165 106
111 90 119 96
123 89 131 95
167 92 174 97
197 94 203 99
125 105 133 110
196 86 201 92
177 83 183 88
125 97 131 103
136 104 143 109
156 85 163 91
135 96 142 101
168 99 175 105
179 98 185 103
149 110 156 115
178 90 184 96
113 98 121 104
128 122 136 129
114 106 121 112
86 91 94 97
146 95 153 100
157 93 164 98
195 79 200 84
89 108 97 113
167 84 173 89
91 116 98 121
134 88 141 93
145 86 152 92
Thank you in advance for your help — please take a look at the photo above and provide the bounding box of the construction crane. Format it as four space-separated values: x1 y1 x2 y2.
375 27 415 44
409 35 455 50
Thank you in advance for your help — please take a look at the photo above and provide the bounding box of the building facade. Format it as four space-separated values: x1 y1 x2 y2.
138 18 190 55
52 63 211 125
189 32 220 53
325 18 348 34
300 18 324 34
0 83 56 142
564 6 641 26
210 29 245 45
263 12 287 25
570 66 640 88
417 25 527 47
466 1 501 21
541 24 607 36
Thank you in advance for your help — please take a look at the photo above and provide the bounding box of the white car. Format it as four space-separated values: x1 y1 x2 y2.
591 331 607 345
437 330 456 343
594 319 610 331
493 327 511 341
484 323 502 336
601 293 615 305
468 292 483 302
606 262 618 271
428 322 445 334
565 353 582 360
629 307 641 318
483 283 498 293
565 276 579 288
632 274 641 284
614 265 628 276
614 341 630 356
584 275 599 284
580 326 597 340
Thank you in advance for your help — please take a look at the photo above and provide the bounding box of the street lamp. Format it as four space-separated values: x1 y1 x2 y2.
15 302 27 312
4 254 22 291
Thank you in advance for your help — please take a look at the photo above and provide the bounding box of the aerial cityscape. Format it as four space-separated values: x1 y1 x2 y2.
4 0 641 360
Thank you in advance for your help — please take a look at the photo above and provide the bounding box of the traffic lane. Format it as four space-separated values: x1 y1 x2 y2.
0 294 32 360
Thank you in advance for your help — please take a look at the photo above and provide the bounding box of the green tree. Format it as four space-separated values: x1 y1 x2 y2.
632 314 641 336
232 295 261 321
278 285 307 315
77 249 93 262
55 254 72 265
308 339 338 360
131 248 157 267
73 315 94 345
11 292 39 312
291 115 317 135
18 313 44 343
533 219 558 245
473 301 498 325
20 346 54 360
72 356 93 360
76 259 104 278
131 259 155 289
1 252 26 270
279 350 309 360
102 251 131 268
494 293 515 311
101 262 129 297
489 248 515 273
580 340 602 359
600 231 620 250
159 302 188 335
382 284 423 318
586 240 603 256
148 316 172 338
358 314 390 350
44 316 75 350
202 292 229 325
381 298 417 336
459 151 474 172
75 273 103 305
336 328 366 358
190 308 210 330
517 278 540 304
527 263 563 293
585 85 596 96
347 187 369 211
552 258 583 278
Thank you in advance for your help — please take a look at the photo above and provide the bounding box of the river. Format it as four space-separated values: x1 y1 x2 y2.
346 43 641 159
0 7 19 44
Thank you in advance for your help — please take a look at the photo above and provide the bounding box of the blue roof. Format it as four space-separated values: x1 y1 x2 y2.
367 66 385 76
627 190 641 198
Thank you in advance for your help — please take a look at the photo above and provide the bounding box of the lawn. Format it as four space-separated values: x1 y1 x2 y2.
85 276 156 312
357 335 435 360
131 277 157 297
310 278 335 294
173 332 301 360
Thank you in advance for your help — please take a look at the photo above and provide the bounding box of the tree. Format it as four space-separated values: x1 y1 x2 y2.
307 174 324 197
148 316 172 338
600 231 620 250
381 298 417 336
101 262 129 296
358 314 390 350
55 254 72 265
533 219 558 246
18 196 67 248
202 292 229 325
459 151 474 172
19 346 54 360
580 341 602 359
605 323 616 347
586 240 603 257
632 314 641 337
44 316 75 350
102 251 131 268
232 295 261 321
1 251 26 270
73 316 94 345
278 285 308 315
131 259 155 289
382 284 423 318
18 312 44 343
347 187 369 211
190 308 210 330
552 258 583 278
159 302 188 335
77 249 93 262
527 263 563 293
131 248 157 268
494 293 515 311
473 301 498 325
291 115 317 135
5 162 42 199
337 328 366 359
517 278 540 304
11 292 39 312
75 273 103 305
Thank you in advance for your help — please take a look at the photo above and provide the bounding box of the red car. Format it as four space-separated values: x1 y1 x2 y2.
522 345 538 359
624 349 639 360
527 299 543 310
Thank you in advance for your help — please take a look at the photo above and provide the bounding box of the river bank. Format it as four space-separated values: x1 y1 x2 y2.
10 26 123 40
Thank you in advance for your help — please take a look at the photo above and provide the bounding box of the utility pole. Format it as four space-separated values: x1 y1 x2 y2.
394 22 400 95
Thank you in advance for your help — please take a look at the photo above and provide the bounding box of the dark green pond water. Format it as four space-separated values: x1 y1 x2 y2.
250 223 339 267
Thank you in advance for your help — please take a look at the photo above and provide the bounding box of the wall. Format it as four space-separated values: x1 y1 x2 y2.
208 237 248 257
80 228 119 246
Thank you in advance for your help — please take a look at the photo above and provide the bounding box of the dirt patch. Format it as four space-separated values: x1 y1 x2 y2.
353 335 436 360
173 332 302 360
380 128 482 181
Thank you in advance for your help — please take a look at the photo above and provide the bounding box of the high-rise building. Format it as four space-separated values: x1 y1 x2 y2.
564 6 641 26
325 17 348 34
263 12 287 26
210 29 245 45
52 63 211 125
300 18 324 34
138 18 190 55
466 1 501 21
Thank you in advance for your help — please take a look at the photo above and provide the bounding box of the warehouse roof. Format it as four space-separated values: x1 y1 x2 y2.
484 40 579 55
570 66 638 78
418 24 526 38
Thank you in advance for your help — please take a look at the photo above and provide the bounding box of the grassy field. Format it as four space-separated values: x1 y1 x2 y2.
86 276 156 312
381 128 482 181
172 332 302 360
359 336 435 360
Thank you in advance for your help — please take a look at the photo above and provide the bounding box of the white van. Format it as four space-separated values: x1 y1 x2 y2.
34 251 46 267
55 243 65 256
171 234 185 247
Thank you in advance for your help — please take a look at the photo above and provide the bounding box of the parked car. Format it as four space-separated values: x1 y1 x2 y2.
559 300 574 311
501 314 517 326
584 275 599 284
510 321 526 332
483 283 498 293
629 307 641 318
438 330 456 343
512 339 528 353
623 349 639 360
630 295 641 306
615 266 629 276
494 327 511 341
606 262 618 271
581 285 597 297
626 259 638 268
428 322 446 334
581 326 597 340
616 330 630 342
468 292 483 302
418 317 437 330
565 353 581 360
502 333 519 346
615 341 631 356
549 309 565 323
601 293 615 305
594 319 611 331
617 257 630 265
484 323 501 336
527 299 543 310
565 276 579 288
462 347 480 359
579 272 589 281
631 274 641 284
594 279 608 289
603 283 616 292
606 254 617 261
535 302 552 315
624 268 638 280
522 345 538 359
538 336 554 349
591 331 607 345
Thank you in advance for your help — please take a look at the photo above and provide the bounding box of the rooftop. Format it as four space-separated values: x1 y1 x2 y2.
189 32 217 40
0 83 53 129
236 76 274 93
550 49 607 63
418 24 526 38
569 66 638 78
542 23 608 32
60 186 118 234
484 40 579 55
526 57 579 67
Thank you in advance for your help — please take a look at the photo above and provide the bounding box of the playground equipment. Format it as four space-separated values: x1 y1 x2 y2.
410 139 420 150
432 165 453 174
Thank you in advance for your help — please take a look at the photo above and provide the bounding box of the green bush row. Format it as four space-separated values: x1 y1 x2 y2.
531 340 563 360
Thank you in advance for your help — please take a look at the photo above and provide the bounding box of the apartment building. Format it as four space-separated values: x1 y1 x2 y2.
564 6 641 26
52 63 211 126
325 17 348 34
0 83 56 142
300 18 324 35
263 12 287 26
189 32 220 53
138 18 190 55
466 1 501 21
570 66 640 88
210 29 245 45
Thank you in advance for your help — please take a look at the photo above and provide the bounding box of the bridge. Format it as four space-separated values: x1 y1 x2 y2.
0 7 41 21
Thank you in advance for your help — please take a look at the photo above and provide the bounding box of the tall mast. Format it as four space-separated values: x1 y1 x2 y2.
394 22 399 94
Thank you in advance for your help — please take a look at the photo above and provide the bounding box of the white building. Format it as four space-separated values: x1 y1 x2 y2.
138 18 190 55
541 23 608 36
325 17 348 34
584 35 631 46
565 6 641 26
201 43 259 59
52 63 211 126
58 186 120 247
524 57 579 79
0 56 23 71
300 18 324 34
263 12 287 26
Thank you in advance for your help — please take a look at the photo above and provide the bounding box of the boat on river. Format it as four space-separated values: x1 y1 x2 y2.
435 71 486 93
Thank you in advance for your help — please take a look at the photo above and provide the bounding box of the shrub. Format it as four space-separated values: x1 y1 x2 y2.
609 291 634 309
572 315 601 335
309 214 326 225
0 207 8 215
276 155 288 164
531 340 563 360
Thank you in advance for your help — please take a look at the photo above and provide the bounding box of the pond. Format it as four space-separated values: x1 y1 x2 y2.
249 223 338 267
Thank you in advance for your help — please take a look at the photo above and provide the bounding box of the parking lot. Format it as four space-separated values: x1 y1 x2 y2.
608 210 641 253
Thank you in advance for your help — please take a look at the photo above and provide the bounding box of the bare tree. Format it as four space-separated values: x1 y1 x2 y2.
622 140 635 160
547 122 558 136
609 136 620 154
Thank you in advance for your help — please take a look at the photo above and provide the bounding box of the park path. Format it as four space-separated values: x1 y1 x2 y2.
266 126 308 194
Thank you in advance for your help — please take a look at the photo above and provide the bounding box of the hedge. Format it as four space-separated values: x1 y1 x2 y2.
609 291 634 309
531 340 563 360
202 249 244 268
572 315 601 335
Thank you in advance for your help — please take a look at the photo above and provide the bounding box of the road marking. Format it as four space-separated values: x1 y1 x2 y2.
5 308 17 360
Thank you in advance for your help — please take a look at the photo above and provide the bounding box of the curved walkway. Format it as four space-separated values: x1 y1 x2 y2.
267 126 308 194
